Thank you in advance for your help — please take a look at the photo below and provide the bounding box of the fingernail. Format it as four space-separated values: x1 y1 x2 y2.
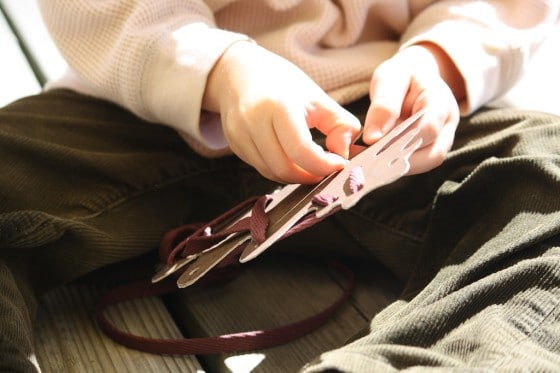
343 134 352 159
366 130 383 142
328 153 348 168
382 122 395 133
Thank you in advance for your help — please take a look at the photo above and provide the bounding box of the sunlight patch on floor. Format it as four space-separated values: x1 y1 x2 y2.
224 353 266 372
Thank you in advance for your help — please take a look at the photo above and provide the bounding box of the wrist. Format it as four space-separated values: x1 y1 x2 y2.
405 42 466 102
202 39 257 113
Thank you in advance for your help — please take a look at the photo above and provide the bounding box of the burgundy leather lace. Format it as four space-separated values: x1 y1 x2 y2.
95 195 354 355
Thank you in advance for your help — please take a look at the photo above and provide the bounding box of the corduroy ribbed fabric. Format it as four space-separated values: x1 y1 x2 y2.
0 258 38 373
0 89 276 371
1 90 559 371
304 109 560 372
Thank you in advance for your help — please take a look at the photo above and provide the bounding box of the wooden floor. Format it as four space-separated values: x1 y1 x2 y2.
35 284 203 372
2 1 560 372
166 254 402 372
35 253 402 372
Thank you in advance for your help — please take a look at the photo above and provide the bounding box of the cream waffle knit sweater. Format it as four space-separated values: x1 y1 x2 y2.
38 0 559 157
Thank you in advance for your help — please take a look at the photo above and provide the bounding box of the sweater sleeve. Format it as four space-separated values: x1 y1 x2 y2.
400 0 560 114
37 0 249 156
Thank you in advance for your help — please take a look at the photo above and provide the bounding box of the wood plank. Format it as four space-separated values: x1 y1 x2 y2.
0 8 41 107
0 0 67 85
167 254 400 372
34 284 203 372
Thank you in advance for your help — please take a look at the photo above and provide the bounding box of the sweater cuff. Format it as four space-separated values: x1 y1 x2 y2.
401 19 521 115
143 24 251 155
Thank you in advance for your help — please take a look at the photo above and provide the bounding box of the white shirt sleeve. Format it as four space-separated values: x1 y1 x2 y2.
38 0 560 153
401 0 560 114
38 0 249 156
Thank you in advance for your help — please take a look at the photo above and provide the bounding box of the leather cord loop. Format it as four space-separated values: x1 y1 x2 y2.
95 195 355 355
95 261 354 355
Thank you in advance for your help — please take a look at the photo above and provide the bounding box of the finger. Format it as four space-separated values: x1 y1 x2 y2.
227 133 275 180
224 110 331 183
324 125 355 160
308 101 362 159
414 105 446 150
234 137 320 184
253 121 323 184
363 105 398 143
410 87 459 151
274 107 348 177
363 67 410 143
224 120 285 182
408 115 457 175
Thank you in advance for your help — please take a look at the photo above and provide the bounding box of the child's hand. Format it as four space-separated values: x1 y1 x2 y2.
363 43 465 175
203 42 361 184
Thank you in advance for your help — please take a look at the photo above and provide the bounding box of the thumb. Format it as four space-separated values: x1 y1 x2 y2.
308 99 361 159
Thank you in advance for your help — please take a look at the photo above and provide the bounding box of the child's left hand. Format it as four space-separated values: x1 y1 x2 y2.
363 43 465 175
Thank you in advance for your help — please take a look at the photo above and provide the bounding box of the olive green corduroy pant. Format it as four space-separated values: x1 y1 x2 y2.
1 90 559 372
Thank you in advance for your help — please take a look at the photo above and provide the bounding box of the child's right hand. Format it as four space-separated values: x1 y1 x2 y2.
203 41 361 184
